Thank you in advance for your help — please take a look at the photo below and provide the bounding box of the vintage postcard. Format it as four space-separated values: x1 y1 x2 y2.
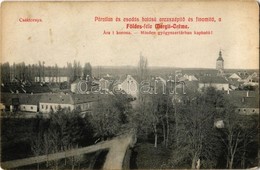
0 1 259 169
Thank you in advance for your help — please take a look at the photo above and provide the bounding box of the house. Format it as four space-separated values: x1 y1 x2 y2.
1 83 52 94
198 76 229 91
0 93 19 112
148 76 167 94
39 93 102 113
99 77 114 91
244 72 259 86
34 76 69 83
229 73 241 80
0 93 42 112
224 90 259 115
116 75 140 100
70 79 90 94
237 71 250 82
19 94 42 112
183 74 198 81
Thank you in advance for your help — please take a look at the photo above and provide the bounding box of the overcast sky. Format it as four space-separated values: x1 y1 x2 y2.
1 1 259 69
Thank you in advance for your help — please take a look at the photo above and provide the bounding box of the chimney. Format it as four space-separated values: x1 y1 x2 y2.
246 91 249 97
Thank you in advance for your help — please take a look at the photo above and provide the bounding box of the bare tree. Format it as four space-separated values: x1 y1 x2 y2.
219 105 258 169
138 53 148 80
31 133 43 170
90 96 121 140
175 103 220 168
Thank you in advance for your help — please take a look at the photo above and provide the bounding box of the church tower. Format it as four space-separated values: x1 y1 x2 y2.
216 50 224 75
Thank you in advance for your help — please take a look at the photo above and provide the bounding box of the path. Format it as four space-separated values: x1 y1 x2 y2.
1 131 136 169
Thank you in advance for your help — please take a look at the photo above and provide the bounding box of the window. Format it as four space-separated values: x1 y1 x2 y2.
31 106 33 110
23 106 25 109
42 105 44 109
46 105 48 109
252 109 255 112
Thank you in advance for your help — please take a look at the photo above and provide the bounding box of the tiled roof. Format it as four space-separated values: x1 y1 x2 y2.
1 83 52 93
1 93 44 105
39 93 107 104
18 94 42 105
223 90 259 108
0 93 19 105
181 69 218 77
118 75 141 84
198 76 228 84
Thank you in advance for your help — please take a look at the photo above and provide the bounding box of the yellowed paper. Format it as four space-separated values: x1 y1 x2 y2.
0 1 259 169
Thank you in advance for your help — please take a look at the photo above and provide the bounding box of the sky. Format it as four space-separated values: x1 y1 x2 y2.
1 1 259 69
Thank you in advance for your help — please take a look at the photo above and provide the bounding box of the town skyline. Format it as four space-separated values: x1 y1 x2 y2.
1 49 259 70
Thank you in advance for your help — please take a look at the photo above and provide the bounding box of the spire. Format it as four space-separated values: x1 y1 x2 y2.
217 50 224 61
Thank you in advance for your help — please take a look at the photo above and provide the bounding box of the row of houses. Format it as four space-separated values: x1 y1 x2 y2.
1 69 258 115
0 92 107 114
93 73 259 115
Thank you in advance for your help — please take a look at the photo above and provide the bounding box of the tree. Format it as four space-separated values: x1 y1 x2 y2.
89 96 122 140
167 87 224 168
83 62 92 80
138 53 148 80
175 103 221 168
0 62 11 83
218 104 258 169
31 108 91 169
134 89 173 148
31 133 43 170
135 95 160 147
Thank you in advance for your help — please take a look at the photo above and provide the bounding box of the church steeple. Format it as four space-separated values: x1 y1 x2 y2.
217 50 224 61
216 50 224 76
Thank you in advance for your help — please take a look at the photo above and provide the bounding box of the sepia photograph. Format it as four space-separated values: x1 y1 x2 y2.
0 1 259 169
